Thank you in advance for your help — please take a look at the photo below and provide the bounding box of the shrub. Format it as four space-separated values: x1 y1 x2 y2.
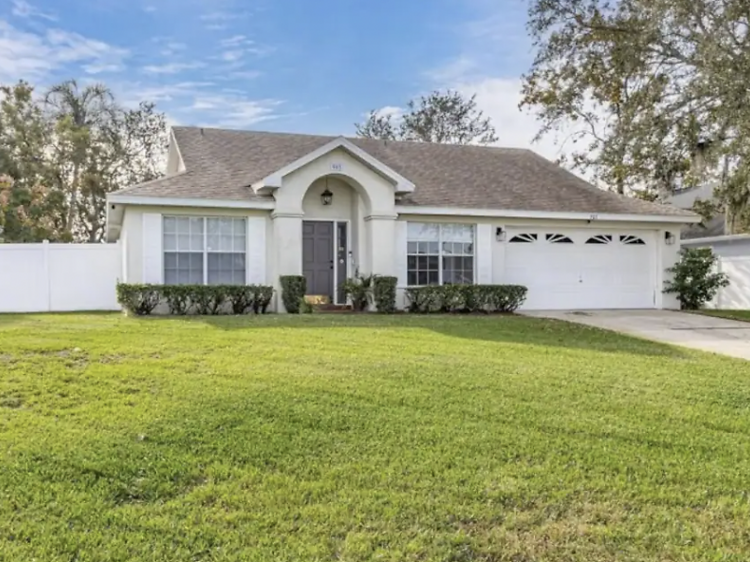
280 275 307 313
343 272 374 312
253 285 274 314
192 285 227 315
405 284 528 313
664 247 730 310
481 285 528 313
300 298 314 314
373 276 398 313
405 286 440 313
224 285 254 314
162 285 192 315
116 283 161 316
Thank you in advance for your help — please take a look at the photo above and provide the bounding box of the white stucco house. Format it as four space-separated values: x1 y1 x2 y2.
106 127 699 311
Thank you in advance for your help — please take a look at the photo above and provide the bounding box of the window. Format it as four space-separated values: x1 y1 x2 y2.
546 233 574 244
407 223 474 286
620 235 646 245
164 217 246 285
509 233 538 243
585 234 612 244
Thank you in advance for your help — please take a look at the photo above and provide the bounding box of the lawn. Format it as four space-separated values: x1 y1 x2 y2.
696 309 750 322
1 314 750 561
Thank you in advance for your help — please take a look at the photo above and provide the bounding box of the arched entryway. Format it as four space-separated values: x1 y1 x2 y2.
300 174 365 304
270 146 400 310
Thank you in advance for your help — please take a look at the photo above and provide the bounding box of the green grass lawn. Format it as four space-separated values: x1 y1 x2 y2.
2 314 750 561
696 309 750 322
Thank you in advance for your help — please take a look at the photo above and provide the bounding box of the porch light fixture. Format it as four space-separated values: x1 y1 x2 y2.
321 178 333 206
665 231 676 245
495 226 506 241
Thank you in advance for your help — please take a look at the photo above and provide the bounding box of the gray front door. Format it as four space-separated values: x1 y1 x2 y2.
302 221 334 299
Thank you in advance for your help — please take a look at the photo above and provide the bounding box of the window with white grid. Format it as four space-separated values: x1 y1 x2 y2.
407 222 474 286
163 217 246 285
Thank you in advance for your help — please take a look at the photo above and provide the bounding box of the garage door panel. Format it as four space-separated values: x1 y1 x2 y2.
505 228 656 310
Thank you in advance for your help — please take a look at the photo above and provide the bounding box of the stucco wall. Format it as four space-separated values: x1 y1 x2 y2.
276 148 396 216
121 205 270 284
302 177 353 220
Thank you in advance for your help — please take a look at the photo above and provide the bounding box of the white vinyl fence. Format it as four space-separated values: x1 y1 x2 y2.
682 236 750 309
0 241 121 313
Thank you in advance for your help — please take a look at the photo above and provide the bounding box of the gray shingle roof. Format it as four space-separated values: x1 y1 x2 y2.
115 126 695 218
682 214 726 239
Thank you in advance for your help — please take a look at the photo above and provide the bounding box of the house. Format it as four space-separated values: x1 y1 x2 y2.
106 127 699 311
670 184 750 309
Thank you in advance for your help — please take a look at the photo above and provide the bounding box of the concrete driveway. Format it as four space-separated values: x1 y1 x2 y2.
521 310 750 360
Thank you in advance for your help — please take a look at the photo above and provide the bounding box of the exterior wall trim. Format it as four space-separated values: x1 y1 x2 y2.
682 233 750 245
271 211 305 219
364 214 399 221
108 195 275 209
395 205 700 224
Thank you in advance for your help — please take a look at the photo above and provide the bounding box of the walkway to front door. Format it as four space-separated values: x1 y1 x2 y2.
303 221 334 301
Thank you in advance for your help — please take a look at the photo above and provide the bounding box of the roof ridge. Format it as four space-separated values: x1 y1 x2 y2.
172 125 532 152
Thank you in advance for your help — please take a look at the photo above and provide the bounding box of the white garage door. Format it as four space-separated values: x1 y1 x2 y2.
505 228 657 310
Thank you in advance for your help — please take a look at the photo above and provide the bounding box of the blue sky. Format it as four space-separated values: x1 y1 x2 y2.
0 0 557 155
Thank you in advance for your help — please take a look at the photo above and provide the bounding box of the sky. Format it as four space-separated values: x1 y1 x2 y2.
0 0 561 159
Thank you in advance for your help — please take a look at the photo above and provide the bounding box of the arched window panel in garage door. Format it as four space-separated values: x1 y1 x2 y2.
585 234 613 244
620 235 646 245
508 233 538 243
546 233 574 244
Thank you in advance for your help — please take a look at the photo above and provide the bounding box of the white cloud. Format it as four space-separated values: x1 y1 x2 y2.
453 77 561 160
0 20 128 82
142 62 205 74
221 35 247 47
220 50 243 62
206 23 228 31
83 62 122 74
217 99 281 127
143 5 157 13
184 95 282 128
372 105 403 120
11 0 57 21
200 12 234 21
426 56 478 84
227 70 262 80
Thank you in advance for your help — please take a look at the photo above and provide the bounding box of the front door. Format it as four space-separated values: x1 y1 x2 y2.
302 221 334 300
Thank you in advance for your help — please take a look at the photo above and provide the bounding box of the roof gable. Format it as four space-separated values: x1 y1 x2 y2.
251 136 415 194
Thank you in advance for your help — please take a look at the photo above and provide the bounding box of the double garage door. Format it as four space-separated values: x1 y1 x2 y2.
504 228 657 310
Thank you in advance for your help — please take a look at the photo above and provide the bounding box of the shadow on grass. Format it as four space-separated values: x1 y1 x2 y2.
179 313 688 359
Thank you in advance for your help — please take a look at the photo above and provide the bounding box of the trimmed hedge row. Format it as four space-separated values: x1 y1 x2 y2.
405 284 527 313
116 283 274 316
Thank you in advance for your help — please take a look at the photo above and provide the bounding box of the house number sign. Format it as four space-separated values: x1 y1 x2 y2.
330 163 343 172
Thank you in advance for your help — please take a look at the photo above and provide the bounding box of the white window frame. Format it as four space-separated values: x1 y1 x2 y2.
163 216 247 285
407 222 476 286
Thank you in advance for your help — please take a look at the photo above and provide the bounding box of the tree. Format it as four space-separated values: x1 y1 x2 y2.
0 82 68 242
664 247 730 310
522 0 750 228
356 90 498 145
44 80 167 241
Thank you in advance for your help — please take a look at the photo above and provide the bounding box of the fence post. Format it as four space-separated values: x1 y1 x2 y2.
42 240 51 312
